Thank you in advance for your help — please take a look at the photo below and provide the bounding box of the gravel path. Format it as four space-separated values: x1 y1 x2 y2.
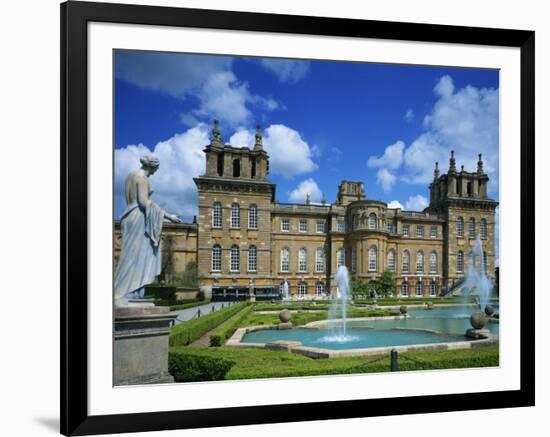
188 305 249 348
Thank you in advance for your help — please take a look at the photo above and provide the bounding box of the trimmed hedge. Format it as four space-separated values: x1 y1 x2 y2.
169 300 209 311
169 349 235 382
169 302 247 347
209 305 254 346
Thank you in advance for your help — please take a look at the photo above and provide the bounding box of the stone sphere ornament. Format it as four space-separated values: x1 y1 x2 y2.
279 309 291 323
427 302 434 310
470 312 487 329
484 304 495 317
399 305 408 315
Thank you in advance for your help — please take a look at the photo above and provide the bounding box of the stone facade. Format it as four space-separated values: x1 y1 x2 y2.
114 123 498 300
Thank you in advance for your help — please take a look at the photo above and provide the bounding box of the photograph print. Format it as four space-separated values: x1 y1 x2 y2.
112 49 500 386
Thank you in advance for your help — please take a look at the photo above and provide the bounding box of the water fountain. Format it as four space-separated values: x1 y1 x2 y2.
323 266 355 342
282 279 290 301
463 236 493 312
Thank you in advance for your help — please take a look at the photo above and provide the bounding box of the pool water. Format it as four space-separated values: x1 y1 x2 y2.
242 328 467 350
241 305 499 350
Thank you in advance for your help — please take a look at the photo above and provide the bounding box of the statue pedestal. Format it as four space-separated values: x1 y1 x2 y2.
114 306 177 385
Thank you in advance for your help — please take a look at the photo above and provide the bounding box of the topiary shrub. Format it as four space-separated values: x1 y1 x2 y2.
169 350 235 382
209 334 223 347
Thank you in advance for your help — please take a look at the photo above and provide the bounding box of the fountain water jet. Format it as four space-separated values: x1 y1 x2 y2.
322 266 356 343
282 279 290 301
463 236 493 312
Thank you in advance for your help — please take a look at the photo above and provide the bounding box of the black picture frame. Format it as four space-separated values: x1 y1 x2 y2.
61 1 535 435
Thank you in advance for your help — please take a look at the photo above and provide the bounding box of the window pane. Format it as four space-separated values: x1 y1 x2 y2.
231 204 240 228
248 205 257 229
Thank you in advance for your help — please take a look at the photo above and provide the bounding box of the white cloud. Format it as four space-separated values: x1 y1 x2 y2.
192 72 253 128
288 178 323 203
259 59 310 83
114 124 210 221
116 51 279 129
404 108 414 122
387 200 404 209
229 124 318 178
405 194 429 211
403 75 499 189
376 168 396 192
367 140 405 170
115 51 232 98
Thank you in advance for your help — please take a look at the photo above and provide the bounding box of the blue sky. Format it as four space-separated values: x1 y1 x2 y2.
114 50 499 230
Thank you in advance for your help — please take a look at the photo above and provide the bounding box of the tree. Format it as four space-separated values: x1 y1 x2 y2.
376 270 396 297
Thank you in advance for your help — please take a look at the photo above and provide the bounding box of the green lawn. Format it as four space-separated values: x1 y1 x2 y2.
169 344 499 380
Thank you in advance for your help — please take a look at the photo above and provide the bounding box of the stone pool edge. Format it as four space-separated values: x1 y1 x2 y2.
225 324 499 359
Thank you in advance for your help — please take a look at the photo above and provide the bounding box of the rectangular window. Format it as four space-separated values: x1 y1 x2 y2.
429 282 437 296
281 218 290 231
351 247 357 272
231 204 240 228
248 205 258 229
416 225 424 237
212 203 222 228
248 246 257 272
430 226 437 238
387 223 395 234
315 248 325 273
299 219 308 232
316 220 325 233
403 224 410 237
337 220 345 232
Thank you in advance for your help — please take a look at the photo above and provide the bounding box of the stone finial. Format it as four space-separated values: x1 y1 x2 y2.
477 153 484 173
211 119 222 144
449 150 456 173
254 124 263 150
306 193 311 205
321 195 326 205
433 161 440 179
461 164 465 172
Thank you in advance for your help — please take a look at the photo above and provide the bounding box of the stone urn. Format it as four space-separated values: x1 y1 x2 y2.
399 305 408 315
279 309 291 323
484 304 495 317
470 312 487 329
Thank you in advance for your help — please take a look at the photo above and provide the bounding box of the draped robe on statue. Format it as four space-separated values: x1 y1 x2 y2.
114 172 165 306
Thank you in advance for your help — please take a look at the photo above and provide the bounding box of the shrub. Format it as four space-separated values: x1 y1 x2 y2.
169 350 235 382
169 303 247 347
169 300 208 311
209 306 254 346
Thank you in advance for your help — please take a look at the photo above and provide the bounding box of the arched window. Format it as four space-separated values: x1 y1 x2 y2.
368 245 377 272
232 159 240 177
387 249 396 272
231 203 240 228
315 282 325 296
315 248 325 272
248 245 257 272
429 280 437 296
457 250 464 273
457 217 464 238
212 202 222 228
369 213 377 229
402 250 410 273
248 204 258 229
416 250 424 273
298 282 307 297
430 251 437 273
401 282 409 297
298 248 307 272
337 248 345 268
280 247 290 272
211 244 221 271
416 281 423 296
480 218 487 240
230 244 240 272
351 247 357 272
469 217 476 238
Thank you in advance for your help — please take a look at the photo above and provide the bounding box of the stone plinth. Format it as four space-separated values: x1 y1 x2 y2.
265 340 302 352
277 322 293 329
114 306 177 386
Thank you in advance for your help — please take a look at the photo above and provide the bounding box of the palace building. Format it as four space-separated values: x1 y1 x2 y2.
115 120 498 301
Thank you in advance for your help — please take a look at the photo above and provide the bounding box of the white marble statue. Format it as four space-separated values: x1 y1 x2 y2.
114 155 182 307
